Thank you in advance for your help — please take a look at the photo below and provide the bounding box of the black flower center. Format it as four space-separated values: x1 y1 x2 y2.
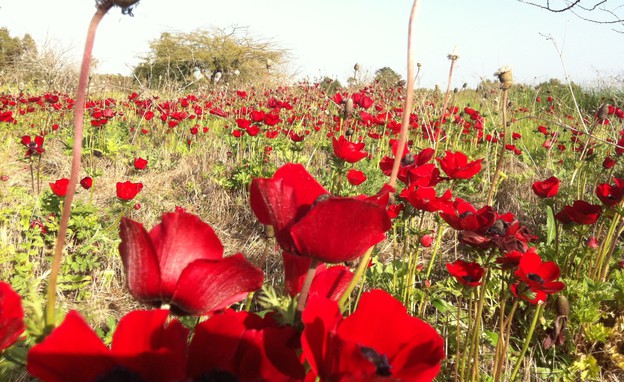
360 346 392 377
527 273 544 284
462 275 478 282
194 370 239 382
94 366 144 382
401 153 415 166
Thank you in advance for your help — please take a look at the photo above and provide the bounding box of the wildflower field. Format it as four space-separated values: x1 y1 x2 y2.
1 1 624 381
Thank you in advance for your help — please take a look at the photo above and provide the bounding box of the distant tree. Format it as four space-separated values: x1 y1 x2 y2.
0 28 37 70
374 67 402 88
133 27 287 88
319 76 342 94
518 1 624 32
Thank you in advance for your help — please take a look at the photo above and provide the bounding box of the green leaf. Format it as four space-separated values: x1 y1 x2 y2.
546 205 556 245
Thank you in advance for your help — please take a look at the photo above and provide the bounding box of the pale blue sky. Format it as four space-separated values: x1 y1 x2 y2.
1 0 622 88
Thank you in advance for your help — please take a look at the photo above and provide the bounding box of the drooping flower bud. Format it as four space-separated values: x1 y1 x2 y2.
597 104 610 121
556 295 569 316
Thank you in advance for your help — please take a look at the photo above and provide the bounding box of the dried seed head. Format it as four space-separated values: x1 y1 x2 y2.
597 104 610 120
345 128 354 137
494 66 513 89
112 0 140 7
344 98 354 120
447 54 459 61
556 295 569 316
354 63 360 71
397 79 407 87
453 87 458 93
462 82 468 89
264 225 275 239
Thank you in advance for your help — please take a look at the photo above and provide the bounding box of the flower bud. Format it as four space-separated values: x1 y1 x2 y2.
354 63 360 71
343 99 354 120
597 104 610 120
556 295 569 316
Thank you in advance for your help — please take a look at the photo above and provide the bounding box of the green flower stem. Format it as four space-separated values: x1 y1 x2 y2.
29 158 35 195
599 216 624 281
592 211 621 280
564 227 585 275
493 276 508 381
46 2 113 331
498 299 519 380
510 302 544 381
470 268 490 382
459 288 475 381
454 295 463 382
338 246 374 312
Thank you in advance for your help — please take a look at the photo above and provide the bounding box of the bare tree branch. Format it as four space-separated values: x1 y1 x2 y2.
518 0 624 30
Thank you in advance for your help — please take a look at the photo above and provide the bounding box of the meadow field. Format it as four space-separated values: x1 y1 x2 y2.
1 71 623 381
1 2 624 381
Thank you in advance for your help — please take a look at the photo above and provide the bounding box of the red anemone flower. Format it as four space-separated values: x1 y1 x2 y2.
188 309 305 381
80 176 93 190
27 309 188 382
0 281 24 352
133 157 148 170
250 164 391 263
556 200 602 225
332 135 368 163
512 251 565 303
49 178 70 197
596 178 624 207
302 289 445 381
282 252 353 300
446 259 484 287
21 135 45 157
496 248 533 270
532 176 560 198
118 210 264 315
400 184 453 214
440 199 496 231
436 150 482 180
346 168 367 185
116 181 143 201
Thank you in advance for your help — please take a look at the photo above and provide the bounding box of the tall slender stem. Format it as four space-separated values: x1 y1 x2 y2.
45 3 113 329
510 303 544 381
487 88 509 205
296 259 319 317
338 246 375 312
389 0 420 189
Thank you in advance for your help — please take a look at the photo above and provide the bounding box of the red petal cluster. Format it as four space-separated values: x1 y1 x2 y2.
49 178 69 197
332 135 368 163
436 150 482 180
0 281 24 352
302 289 445 381
28 309 188 382
532 176 560 198
250 164 391 263
119 210 264 315
446 259 484 287
116 181 143 201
